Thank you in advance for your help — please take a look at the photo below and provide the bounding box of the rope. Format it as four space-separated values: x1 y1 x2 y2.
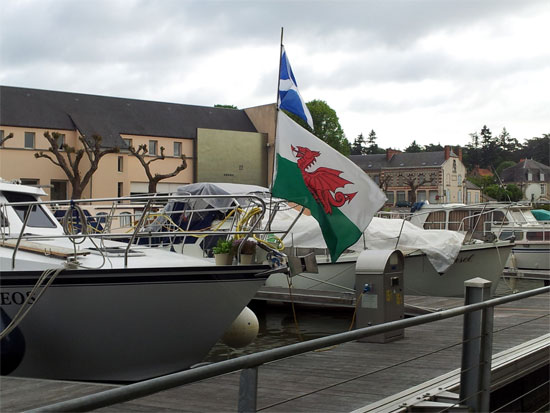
0 264 68 340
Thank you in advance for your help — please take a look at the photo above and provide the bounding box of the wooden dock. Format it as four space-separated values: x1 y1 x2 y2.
1 290 548 412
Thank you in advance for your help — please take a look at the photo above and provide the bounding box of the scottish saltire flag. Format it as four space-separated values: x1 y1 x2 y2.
272 112 387 262
278 46 314 129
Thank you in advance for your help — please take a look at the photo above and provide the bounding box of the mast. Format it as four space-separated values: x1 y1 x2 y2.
270 27 284 189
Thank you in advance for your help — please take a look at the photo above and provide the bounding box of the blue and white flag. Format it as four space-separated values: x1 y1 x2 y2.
278 46 314 129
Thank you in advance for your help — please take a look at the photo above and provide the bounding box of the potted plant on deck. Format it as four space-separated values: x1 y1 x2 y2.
212 238 233 265
232 238 257 265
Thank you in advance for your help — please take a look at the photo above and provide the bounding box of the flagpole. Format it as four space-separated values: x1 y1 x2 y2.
270 27 284 189
268 27 284 228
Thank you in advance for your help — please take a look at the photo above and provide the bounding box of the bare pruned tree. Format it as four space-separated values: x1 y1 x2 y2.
129 144 187 194
404 174 435 204
0 133 14 146
35 132 119 199
379 174 393 192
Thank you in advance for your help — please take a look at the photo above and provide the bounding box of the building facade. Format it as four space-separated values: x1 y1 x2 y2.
500 159 550 202
0 86 274 200
350 147 468 206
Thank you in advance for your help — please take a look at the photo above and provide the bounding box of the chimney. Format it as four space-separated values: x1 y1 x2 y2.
458 147 463 161
444 145 451 160
386 148 400 161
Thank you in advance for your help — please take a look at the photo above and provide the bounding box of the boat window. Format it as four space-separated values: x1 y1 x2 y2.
0 210 8 227
526 232 544 241
423 211 446 230
1 191 57 228
491 211 508 225
449 210 472 231
499 231 523 241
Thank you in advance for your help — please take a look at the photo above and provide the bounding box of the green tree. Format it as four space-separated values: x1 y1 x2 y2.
404 140 423 153
366 130 385 154
485 183 522 202
351 133 367 155
521 135 550 165
498 127 520 154
306 99 350 155
424 143 444 152
495 160 516 177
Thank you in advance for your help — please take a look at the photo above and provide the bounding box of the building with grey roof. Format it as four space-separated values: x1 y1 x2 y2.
349 147 469 205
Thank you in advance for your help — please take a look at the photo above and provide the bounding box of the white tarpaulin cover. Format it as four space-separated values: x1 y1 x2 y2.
269 208 465 273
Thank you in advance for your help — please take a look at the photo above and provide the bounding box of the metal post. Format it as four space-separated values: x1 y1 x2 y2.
238 367 258 413
459 277 493 412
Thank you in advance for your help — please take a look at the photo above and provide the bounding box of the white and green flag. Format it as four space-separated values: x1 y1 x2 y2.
272 112 387 262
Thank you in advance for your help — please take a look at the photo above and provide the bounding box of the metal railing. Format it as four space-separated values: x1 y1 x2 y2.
25 283 550 413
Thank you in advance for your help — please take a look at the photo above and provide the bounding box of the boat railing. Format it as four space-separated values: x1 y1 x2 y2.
0 193 289 268
25 283 550 413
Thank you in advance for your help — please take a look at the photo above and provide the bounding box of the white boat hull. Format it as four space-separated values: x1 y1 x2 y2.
508 244 550 272
1 265 269 382
266 243 513 297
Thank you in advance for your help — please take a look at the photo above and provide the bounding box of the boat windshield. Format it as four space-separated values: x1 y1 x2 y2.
1 190 57 228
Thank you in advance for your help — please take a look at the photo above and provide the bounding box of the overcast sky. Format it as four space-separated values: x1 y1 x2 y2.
1 0 548 150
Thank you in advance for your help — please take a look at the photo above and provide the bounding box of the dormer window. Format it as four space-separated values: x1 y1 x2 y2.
528 172 533 181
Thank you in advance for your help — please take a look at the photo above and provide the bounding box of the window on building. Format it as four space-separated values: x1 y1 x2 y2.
117 182 124 198
452 160 457 173
24 132 35 149
541 184 546 195
446 189 450 201
56 134 65 149
50 180 68 201
396 191 406 202
527 172 532 181
458 190 462 203
174 142 182 157
467 192 472 204
0 130 4 147
118 156 123 172
446 173 450 186
119 212 132 228
149 140 158 155
458 175 462 185
123 138 133 148
541 173 545 181
386 191 395 204
475 193 480 203
20 179 39 186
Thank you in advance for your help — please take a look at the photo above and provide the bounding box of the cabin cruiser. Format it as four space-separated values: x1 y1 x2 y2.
400 202 550 274
146 183 514 297
0 180 288 382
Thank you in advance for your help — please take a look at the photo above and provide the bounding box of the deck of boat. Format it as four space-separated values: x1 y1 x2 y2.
1 288 548 412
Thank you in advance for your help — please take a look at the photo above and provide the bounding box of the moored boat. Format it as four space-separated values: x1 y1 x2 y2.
0 180 288 382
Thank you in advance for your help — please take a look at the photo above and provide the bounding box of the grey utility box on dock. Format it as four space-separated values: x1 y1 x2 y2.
355 249 405 343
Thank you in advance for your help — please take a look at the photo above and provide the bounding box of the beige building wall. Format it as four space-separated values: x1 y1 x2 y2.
244 104 277 184
0 126 194 200
196 128 267 186
441 157 467 203
0 126 85 199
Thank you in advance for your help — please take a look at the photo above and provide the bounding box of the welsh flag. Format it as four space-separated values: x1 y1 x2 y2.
272 112 387 262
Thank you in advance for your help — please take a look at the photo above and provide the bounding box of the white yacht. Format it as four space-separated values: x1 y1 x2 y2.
402 202 550 274
0 180 288 382
150 183 514 298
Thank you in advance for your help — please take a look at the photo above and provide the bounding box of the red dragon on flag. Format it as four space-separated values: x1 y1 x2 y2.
291 145 357 214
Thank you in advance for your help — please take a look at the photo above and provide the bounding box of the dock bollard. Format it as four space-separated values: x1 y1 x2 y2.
459 277 494 412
